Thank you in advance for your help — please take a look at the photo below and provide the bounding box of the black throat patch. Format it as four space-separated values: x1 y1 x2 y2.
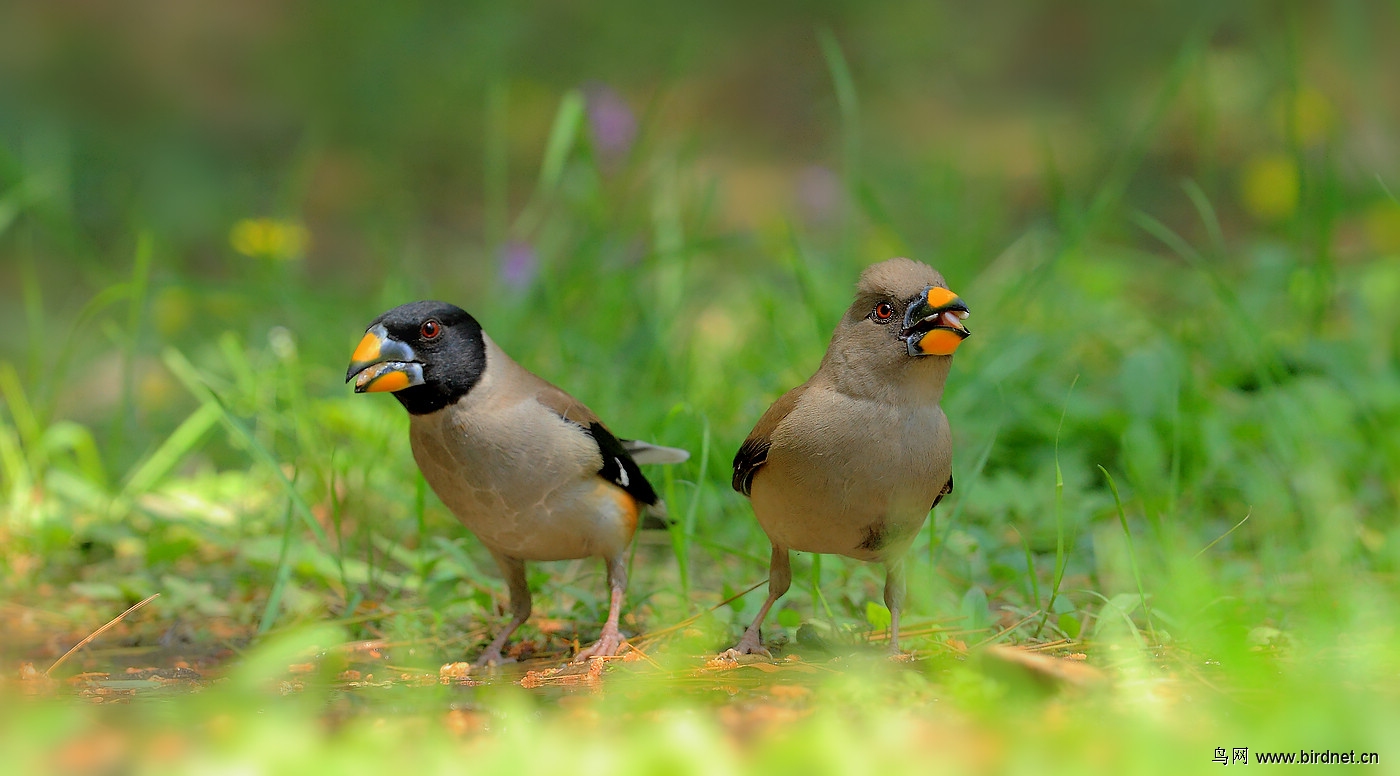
388 309 487 416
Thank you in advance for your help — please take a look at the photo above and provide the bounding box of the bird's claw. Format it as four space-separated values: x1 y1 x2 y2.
572 626 626 662
719 633 772 659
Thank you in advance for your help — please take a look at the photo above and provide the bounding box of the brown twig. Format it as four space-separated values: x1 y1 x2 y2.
46 593 160 678
630 579 767 646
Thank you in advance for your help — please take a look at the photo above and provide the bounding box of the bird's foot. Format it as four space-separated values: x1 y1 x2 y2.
887 647 916 663
472 648 518 668
572 625 626 662
718 632 772 659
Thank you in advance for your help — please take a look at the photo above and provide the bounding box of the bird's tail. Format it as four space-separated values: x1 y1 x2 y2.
621 439 690 465
622 439 687 529
639 498 673 530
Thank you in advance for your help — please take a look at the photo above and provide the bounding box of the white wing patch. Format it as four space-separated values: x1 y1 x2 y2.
616 460 629 487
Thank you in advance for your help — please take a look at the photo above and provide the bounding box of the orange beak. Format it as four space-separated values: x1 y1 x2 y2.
902 286 970 357
345 324 425 393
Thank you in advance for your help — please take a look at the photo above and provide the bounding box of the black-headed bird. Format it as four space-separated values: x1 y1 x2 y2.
347 301 687 664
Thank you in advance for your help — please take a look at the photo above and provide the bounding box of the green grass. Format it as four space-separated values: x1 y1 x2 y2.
3 2 1400 773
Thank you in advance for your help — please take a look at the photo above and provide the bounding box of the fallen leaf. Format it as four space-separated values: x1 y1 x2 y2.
439 662 473 684
444 709 487 737
767 684 811 700
982 644 1107 688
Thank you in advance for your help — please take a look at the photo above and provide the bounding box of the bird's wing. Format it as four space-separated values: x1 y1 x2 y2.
533 382 659 507
931 474 953 510
532 381 603 426
731 382 807 497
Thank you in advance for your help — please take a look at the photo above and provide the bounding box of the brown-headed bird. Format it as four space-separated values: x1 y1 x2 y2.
346 301 688 665
727 258 970 655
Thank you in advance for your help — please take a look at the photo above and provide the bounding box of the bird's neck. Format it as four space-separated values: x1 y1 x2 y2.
824 351 952 407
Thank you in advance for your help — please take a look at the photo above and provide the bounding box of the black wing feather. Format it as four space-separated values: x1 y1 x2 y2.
732 437 770 497
585 422 659 506
931 475 953 510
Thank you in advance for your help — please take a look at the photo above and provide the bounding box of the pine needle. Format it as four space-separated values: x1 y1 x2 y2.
46 593 160 678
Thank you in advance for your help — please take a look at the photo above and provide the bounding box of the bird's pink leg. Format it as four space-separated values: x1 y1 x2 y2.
574 554 628 661
474 553 531 667
721 544 791 658
884 557 906 655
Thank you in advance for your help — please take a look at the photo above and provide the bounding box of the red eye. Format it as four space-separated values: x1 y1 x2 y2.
421 319 442 339
873 302 895 322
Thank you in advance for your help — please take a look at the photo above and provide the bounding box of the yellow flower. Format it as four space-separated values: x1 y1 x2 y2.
230 218 310 260
153 286 194 337
1363 201 1400 254
136 366 177 413
1273 87 1333 148
1239 154 1299 222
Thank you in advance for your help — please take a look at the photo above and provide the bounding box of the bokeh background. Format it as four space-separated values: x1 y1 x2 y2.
3 2 1400 773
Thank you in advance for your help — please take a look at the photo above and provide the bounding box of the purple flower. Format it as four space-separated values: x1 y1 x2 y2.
499 241 539 290
795 165 845 226
585 83 637 170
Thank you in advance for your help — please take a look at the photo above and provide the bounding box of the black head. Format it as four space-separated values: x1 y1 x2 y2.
345 300 487 415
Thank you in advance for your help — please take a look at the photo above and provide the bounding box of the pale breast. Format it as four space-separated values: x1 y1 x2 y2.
750 385 950 562
408 393 634 561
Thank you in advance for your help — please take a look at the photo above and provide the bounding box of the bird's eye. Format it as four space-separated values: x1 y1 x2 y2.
872 302 895 322
421 319 442 339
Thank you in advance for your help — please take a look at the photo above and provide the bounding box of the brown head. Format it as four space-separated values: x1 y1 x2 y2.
818 257 970 401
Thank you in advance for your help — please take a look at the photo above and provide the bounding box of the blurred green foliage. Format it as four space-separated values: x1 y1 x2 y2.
2 1 1400 773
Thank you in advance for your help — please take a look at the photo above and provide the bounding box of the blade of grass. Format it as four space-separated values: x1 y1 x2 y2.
0 409 32 519
119 403 222 498
1181 178 1227 257
1081 30 1205 234
38 421 106 489
933 421 1000 565
817 26 863 262
670 417 710 601
818 26 860 192
1132 207 1283 388
0 181 26 237
1098 465 1156 641
1194 509 1252 559
48 283 135 423
162 347 329 547
1015 526 1042 613
415 471 428 592
514 89 585 237
0 362 42 470
1035 375 1078 638
537 89 585 195
781 223 833 342
812 554 836 621
20 252 44 388
112 231 154 463
258 497 299 635
328 449 351 602
1377 172 1398 204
